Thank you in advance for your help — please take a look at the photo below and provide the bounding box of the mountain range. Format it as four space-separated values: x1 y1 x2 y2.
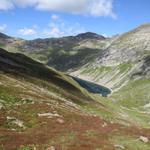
0 24 150 150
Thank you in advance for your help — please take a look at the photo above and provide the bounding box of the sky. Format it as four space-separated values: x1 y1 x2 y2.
0 0 149 39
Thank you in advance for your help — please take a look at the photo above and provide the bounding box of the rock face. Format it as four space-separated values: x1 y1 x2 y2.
70 24 150 89
95 24 150 66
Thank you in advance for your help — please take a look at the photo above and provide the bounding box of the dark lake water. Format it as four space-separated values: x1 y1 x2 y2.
71 76 111 97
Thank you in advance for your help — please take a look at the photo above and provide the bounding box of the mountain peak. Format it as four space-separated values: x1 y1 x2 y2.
76 32 106 40
134 23 150 32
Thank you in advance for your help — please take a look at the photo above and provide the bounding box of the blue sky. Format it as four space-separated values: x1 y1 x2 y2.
0 0 149 39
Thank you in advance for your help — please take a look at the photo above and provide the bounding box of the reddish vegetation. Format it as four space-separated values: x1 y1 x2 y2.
0 103 150 150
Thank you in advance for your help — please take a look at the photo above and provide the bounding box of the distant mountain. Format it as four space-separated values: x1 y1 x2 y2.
0 32 108 70
76 32 106 40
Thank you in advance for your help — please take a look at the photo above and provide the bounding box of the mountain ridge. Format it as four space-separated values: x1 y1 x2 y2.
1 24 150 90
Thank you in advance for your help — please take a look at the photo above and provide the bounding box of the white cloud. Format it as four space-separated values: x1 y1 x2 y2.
15 15 84 38
36 0 116 18
51 14 59 20
13 0 37 7
0 24 7 32
0 0 14 10
43 21 64 37
89 0 116 18
102 33 109 37
0 0 116 18
43 15 85 37
18 27 37 36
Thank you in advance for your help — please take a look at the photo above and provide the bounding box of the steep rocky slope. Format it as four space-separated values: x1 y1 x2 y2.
71 24 150 90
95 24 150 65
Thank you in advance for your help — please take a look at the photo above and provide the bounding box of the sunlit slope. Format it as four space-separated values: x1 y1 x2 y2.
71 24 150 90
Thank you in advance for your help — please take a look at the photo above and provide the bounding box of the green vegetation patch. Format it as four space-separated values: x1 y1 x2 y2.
112 78 150 108
0 86 21 107
18 146 31 150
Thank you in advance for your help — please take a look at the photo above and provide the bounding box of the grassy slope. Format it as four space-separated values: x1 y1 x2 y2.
110 78 150 127
0 48 150 150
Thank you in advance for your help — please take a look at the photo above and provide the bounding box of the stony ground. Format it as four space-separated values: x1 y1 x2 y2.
1 102 150 150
